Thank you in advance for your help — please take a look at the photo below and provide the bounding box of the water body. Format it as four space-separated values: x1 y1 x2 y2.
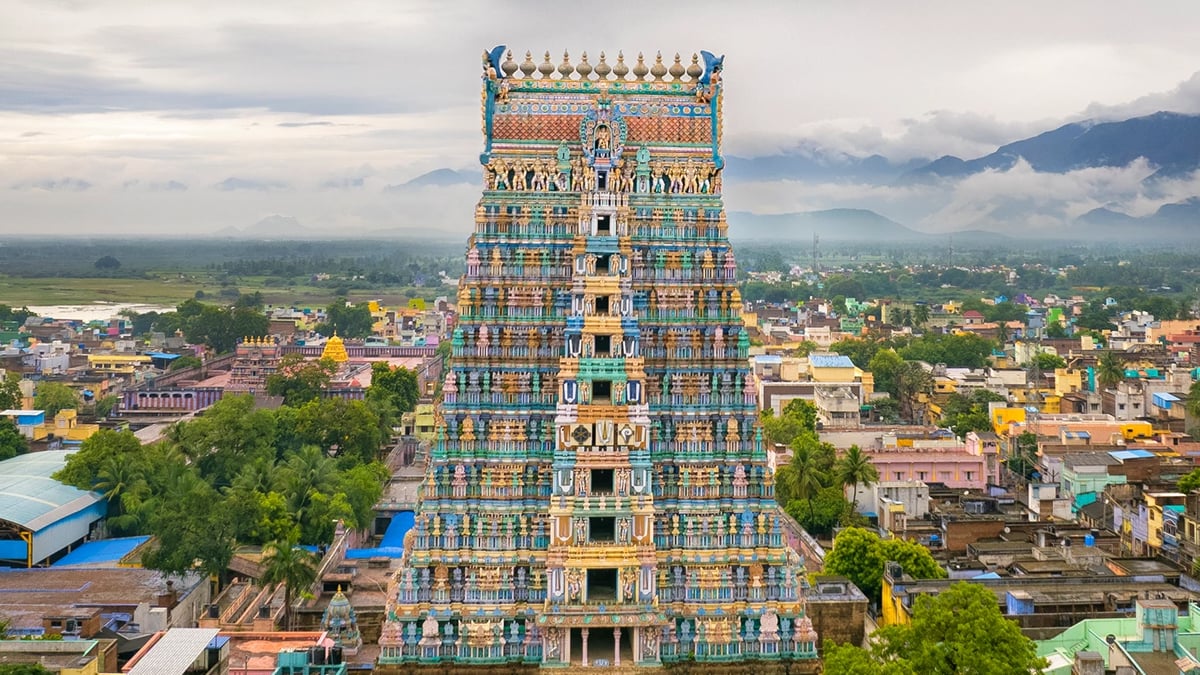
25 303 177 322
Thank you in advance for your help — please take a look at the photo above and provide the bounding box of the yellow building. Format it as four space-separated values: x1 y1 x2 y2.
32 409 101 443
1145 493 1187 554
86 354 151 375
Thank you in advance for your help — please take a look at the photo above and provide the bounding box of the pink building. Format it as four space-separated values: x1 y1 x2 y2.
866 436 987 490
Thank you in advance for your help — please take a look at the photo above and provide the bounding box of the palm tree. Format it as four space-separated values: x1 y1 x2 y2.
896 361 934 423
787 439 827 521
260 539 318 630
93 456 148 535
834 445 879 515
913 303 931 328
1096 350 1126 391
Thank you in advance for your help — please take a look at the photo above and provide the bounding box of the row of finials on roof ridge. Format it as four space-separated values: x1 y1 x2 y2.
485 49 720 83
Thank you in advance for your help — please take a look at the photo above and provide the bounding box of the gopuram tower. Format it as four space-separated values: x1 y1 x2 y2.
379 48 819 671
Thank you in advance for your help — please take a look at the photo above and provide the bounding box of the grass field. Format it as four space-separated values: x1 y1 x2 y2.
0 274 449 310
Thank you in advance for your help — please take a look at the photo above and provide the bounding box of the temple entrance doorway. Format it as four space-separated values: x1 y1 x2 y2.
567 627 633 667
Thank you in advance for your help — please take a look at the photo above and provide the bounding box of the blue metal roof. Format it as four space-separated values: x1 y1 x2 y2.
810 354 855 368
1110 449 1155 461
52 535 150 567
0 450 104 532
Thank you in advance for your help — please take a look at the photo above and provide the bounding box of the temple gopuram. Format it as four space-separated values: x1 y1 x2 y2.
378 48 819 672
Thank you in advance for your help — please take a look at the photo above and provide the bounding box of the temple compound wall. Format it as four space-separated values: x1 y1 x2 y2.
378 47 819 671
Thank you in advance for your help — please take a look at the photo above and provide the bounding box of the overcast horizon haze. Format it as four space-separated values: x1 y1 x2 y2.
5 0 1200 237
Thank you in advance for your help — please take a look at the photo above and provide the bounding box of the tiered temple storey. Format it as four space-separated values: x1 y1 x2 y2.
379 48 819 670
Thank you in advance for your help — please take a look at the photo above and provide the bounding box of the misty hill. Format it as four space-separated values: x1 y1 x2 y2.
728 208 926 241
1075 197 1200 239
213 214 313 239
385 168 477 191
903 111 1200 181
725 148 926 184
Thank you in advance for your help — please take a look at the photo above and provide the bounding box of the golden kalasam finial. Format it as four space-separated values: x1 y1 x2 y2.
501 49 518 77
595 51 611 80
670 53 686 80
538 51 555 78
633 52 648 80
651 51 668 81
613 51 629 79
576 51 592 79
519 50 536 78
687 53 703 80
558 50 574 79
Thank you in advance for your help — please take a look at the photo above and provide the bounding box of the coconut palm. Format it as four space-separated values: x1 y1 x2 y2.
93 456 148 535
260 539 318 630
787 439 828 521
834 445 879 515
1096 350 1126 391
912 303 931 328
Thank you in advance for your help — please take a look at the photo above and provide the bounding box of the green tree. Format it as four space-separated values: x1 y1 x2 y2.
266 355 338 406
54 429 144 489
1005 431 1040 479
895 361 933 423
834 445 878 514
318 299 375 339
912 303 930 328
367 362 420 414
0 418 27 461
939 390 1005 438
93 394 119 419
168 355 202 371
824 527 946 601
33 382 79 418
1096 350 1126 390
0 371 22 410
829 337 881 369
1178 467 1200 494
1028 351 1067 372
172 395 277 488
94 255 121 271
824 582 1046 675
1185 380 1200 421
780 436 828 519
0 664 57 675
899 332 995 369
292 398 383 466
93 454 149 536
868 349 905 398
259 539 318 630
1045 321 1068 338
761 399 818 450
784 486 852 537
141 470 236 578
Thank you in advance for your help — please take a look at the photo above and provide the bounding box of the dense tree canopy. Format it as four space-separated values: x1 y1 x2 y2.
368 362 420 415
33 382 79 418
318 299 375 339
824 527 946 601
824 582 1046 675
939 390 1005 438
266 355 338 406
54 395 386 576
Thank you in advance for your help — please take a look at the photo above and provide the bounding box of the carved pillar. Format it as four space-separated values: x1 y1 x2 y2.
581 627 589 666
614 627 621 666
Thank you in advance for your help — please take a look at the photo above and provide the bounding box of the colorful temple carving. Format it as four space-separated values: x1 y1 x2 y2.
378 48 818 670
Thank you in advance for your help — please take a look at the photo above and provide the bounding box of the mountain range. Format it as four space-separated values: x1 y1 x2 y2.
204 110 1199 241
900 111 1200 183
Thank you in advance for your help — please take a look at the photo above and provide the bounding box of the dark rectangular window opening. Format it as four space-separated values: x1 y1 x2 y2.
591 468 614 494
587 567 618 601
596 254 610 273
589 517 616 543
597 171 608 190
597 214 611 235
595 296 610 314
595 334 611 355
593 379 612 404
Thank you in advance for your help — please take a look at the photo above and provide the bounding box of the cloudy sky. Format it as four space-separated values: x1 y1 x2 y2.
4 0 1200 236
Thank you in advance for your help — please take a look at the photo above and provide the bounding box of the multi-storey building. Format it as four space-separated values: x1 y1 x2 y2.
378 47 817 670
